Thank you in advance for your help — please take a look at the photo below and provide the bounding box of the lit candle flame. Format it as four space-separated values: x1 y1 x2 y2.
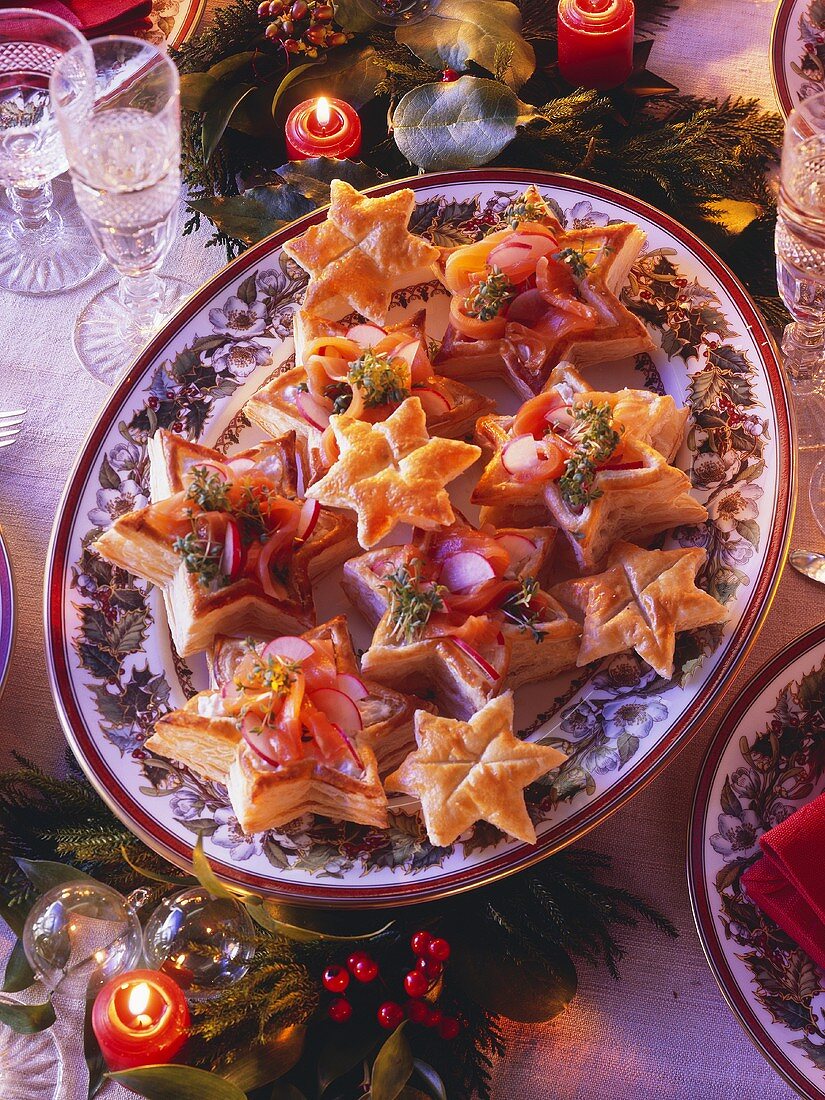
316 97 331 127
127 982 151 1018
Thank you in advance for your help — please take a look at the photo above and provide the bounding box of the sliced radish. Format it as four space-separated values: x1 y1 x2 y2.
496 532 538 568
413 385 452 418
450 638 500 683
296 498 321 541
545 405 575 429
295 391 332 431
346 323 386 348
226 457 255 476
261 635 314 663
241 713 279 767
333 723 364 770
310 688 363 733
220 679 241 704
501 434 539 474
190 460 229 482
335 673 370 702
487 234 557 283
220 518 243 581
439 551 497 594
391 338 421 369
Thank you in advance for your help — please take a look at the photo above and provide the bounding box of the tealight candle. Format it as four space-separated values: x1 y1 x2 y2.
284 95 362 160
91 969 191 1072
557 0 635 91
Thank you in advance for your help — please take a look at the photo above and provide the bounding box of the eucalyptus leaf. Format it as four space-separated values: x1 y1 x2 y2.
411 1059 447 1100
396 0 535 91
451 927 577 1022
273 44 386 121
0 899 26 938
226 82 282 138
179 72 220 113
331 0 378 33
202 83 256 162
274 158 382 205
207 51 260 82
15 858 101 894
119 845 195 887
245 895 393 943
271 61 324 121
220 1025 306 1091
0 998 55 1034
270 1084 309 1100
191 835 234 899
2 939 34 994
371 1022 413 1100
188 194 291 245
393 77 519 171
108 1065 247 1099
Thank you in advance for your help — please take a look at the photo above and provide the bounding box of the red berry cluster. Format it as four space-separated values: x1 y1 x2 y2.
257 0 350 58
321 930 460 1039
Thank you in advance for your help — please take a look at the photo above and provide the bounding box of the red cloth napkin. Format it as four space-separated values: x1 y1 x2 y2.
741 793 825 969
2 0 153 36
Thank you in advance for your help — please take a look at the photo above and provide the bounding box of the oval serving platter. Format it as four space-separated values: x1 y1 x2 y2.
45 170 793 907
771 0 824 118
689 623 825 1100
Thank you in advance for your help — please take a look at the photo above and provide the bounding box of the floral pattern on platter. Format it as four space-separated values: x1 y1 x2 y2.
63 182 782 890
699 638 825 1092
791 0 825 103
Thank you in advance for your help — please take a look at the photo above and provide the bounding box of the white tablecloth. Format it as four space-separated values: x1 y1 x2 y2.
0 2 810 1096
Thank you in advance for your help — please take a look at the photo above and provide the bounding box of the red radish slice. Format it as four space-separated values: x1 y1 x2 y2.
487 234 557 282
220 518 243 581
391 339 421 368
347 323 386 348
262 636 314 663
296 498 321 541
295 391 332 431
190 460 229 482
220 680 241 704
439 551 497 594
495 631 505 645
450 638 500 683
335 673 369 702
333 724 364 770
496 532 537 567
501 434 539 474
310 688 363 733
226 457 254 476
545 406 575 429
241 713 280 767
414 386 452 418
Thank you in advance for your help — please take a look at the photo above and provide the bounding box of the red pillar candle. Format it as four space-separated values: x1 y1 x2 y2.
557 0 635 90
285 96 362 160
92 969 191 1072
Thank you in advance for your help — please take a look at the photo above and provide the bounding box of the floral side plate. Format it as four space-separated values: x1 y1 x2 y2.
145 0 206 47
771 0 825 117
0 528 13 702
689 624 825 1100
45 170 794 907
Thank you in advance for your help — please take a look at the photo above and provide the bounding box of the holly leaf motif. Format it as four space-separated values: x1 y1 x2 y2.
798 663 825 718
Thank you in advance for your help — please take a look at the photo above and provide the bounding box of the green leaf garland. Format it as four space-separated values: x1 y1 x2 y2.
372 1023 414 1100
392 77 521 170
108 1065 247 1099
0 999 55 1034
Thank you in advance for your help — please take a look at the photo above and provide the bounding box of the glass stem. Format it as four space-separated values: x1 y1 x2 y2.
781 319 825 389
118 271 164 335
8 181 53 231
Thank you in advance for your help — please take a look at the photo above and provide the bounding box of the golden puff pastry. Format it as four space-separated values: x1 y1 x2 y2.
148 616 427 782
245 308 494 485
343 519 580 721
93 429 358 657
552 541 729 680
473 364 691 531
305 396 481 549
282 180 439 325
385 692 567 847
433 187 652 399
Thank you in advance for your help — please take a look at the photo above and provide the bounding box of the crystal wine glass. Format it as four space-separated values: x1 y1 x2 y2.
0 9 101 294
50 37 193 383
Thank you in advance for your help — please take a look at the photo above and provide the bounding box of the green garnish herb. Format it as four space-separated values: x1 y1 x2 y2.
553 247 591 280
324 381 353 415
235 641 303 727
186 466 230 513
381 561 445 644
557 401 623 511
348 349 410 408
501 196 544 229
501 577 545 643
464 266 515 322
173 517 226 587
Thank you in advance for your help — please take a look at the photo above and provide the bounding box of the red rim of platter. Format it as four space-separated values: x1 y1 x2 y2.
44 170 795 907
688 622 825 1100
772 0 805 118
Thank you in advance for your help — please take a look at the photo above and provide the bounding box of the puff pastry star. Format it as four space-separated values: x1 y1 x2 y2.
434 185 652 398
552 540 729 679
282 180 439 325
305 396 480 549
93 430 358 657
385 693 566 847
